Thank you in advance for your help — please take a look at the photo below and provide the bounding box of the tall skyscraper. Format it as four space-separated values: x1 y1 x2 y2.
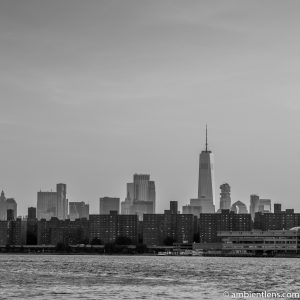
56 183 68 220
127 183 134 203
6 198 17 219
250 194 260 220
0 191 18 221
133 174 150 202
0 191 7 220
121 174 156 220
197 126 215 213
250 195 271 220
148 180 156 212
182 126 215 215
28 207 37 220
219 183 231 210
37 183 68 220
100 197 120 215
121 183 134 214
37 191 57 220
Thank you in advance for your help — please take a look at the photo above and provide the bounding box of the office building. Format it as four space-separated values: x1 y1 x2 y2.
7 209 14 221
182 127 215 215
0 191 6 220
37 183 68 220
6 198 17 219
219 183 231 210
28 207 37 220
197 126 215 213
250 195 271 220
37 191 57 220
182 203 202 216
219 229 300 255
0 191 18 221
231 201 248 214
69 202 89 221
121 174 156 220
56 183 68 220
121 183 134 214
259 199 272 213
274 203 282 214
100 197 120 215
250 194 260 219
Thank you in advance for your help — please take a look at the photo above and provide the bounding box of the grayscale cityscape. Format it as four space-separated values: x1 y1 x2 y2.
1 1 300 300
0 127 299 255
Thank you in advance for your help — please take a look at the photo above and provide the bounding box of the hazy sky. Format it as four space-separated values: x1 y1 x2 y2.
1 0 300 216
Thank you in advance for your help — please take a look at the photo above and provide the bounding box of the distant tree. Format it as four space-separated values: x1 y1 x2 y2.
55 242 71 252
91 238 103 245
104 242 115 254
136 244 147 254
78 238 89 245
5 244 11 252
163 236 176 246
115 236 133 245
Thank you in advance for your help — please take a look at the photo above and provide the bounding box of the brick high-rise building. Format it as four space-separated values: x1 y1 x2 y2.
37 218 89 245
89 212 138 244
143 201 196 246
199 210 251 243
254 205 300 231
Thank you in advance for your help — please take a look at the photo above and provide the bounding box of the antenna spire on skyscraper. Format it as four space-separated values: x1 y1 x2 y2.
205 124 208 152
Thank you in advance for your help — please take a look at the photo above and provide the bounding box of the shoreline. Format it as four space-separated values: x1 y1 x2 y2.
0 252 299 258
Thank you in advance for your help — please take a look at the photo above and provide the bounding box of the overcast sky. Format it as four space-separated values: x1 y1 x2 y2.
1 0 300 216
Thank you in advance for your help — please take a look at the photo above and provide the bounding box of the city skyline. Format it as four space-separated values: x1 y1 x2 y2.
0 126 298 216
1 1 300 216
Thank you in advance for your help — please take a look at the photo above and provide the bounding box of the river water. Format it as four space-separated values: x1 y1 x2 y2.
0 255 299 299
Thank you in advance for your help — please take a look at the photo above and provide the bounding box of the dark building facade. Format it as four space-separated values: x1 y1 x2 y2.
0 219 26 245
199 210 252 243
37 218 89 245
28 207 37 219
219 229 300 255
0 221 8 244
143 201 196 246
89 212 138 244
254 205 300 231
7 209 14 221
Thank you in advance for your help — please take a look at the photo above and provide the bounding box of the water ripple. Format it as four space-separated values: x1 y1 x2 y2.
0 255 299 299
